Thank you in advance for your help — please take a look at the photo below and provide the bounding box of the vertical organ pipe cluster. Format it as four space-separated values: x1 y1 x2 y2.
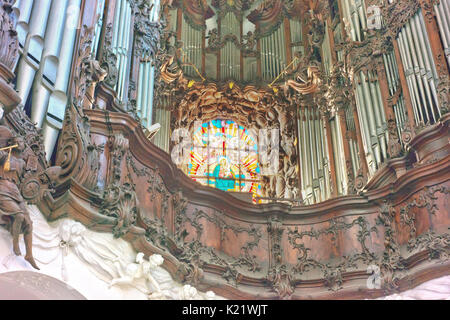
137 57 156 129
383 50 408 141
341 0 388 175
341 0 367 42
136 0 160 130
111 0 132 101
260 24 286 82
12 0 81 160
220 12 240 80
354 70 388 174
181 15 202 78
289 18 303 72
298 105 330 204
396 9 441 126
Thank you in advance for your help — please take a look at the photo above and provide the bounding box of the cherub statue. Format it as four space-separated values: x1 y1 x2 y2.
109 252 165 298
0 126 39 269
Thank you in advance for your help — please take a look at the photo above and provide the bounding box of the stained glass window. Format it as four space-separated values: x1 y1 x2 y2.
187 120 262 202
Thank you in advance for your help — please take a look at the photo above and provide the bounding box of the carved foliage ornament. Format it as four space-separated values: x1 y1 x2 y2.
134 0 162 60
100 23 119 89
100 134 140 238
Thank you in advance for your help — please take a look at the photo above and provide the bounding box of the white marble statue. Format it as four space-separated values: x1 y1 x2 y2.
109 252 165 299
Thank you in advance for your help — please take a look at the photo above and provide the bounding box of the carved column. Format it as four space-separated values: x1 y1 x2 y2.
267 216 293 299
322 112 338 197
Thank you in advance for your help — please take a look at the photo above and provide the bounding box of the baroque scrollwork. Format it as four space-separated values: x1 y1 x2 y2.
99 134 139 238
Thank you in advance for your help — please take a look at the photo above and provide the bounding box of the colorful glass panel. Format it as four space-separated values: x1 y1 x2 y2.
187 120 262 202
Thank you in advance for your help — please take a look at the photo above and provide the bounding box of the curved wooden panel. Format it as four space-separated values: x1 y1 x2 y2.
39 107 450 299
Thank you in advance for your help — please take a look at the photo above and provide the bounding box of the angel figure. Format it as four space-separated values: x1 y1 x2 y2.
109 252 165 298
0 126 39 269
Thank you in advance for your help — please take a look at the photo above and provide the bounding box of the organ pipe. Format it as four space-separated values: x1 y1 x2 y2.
92 0 106 57
111 0 132 101
15 0 52 104
43 0 81 160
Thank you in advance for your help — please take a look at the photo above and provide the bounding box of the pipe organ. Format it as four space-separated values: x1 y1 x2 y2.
0 0 449 301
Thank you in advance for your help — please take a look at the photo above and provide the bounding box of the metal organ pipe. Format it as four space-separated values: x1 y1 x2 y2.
330 120 339 194
15 0 52 104
42 0 81 159
123 4 132 99
417 13 440 118
310 108 318 181
121 3 132 99
137 61 144 115
12 0 81 159
414 17 437 121
297 105 331 204
14 0 34 47
355 82 374 171
111 0 132 101
30 0 68 129
408 17 434 122
298 107 305 191
92 0 106 56
397 30 421 124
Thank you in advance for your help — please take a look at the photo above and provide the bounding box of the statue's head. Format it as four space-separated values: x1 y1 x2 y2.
14 135 25 152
